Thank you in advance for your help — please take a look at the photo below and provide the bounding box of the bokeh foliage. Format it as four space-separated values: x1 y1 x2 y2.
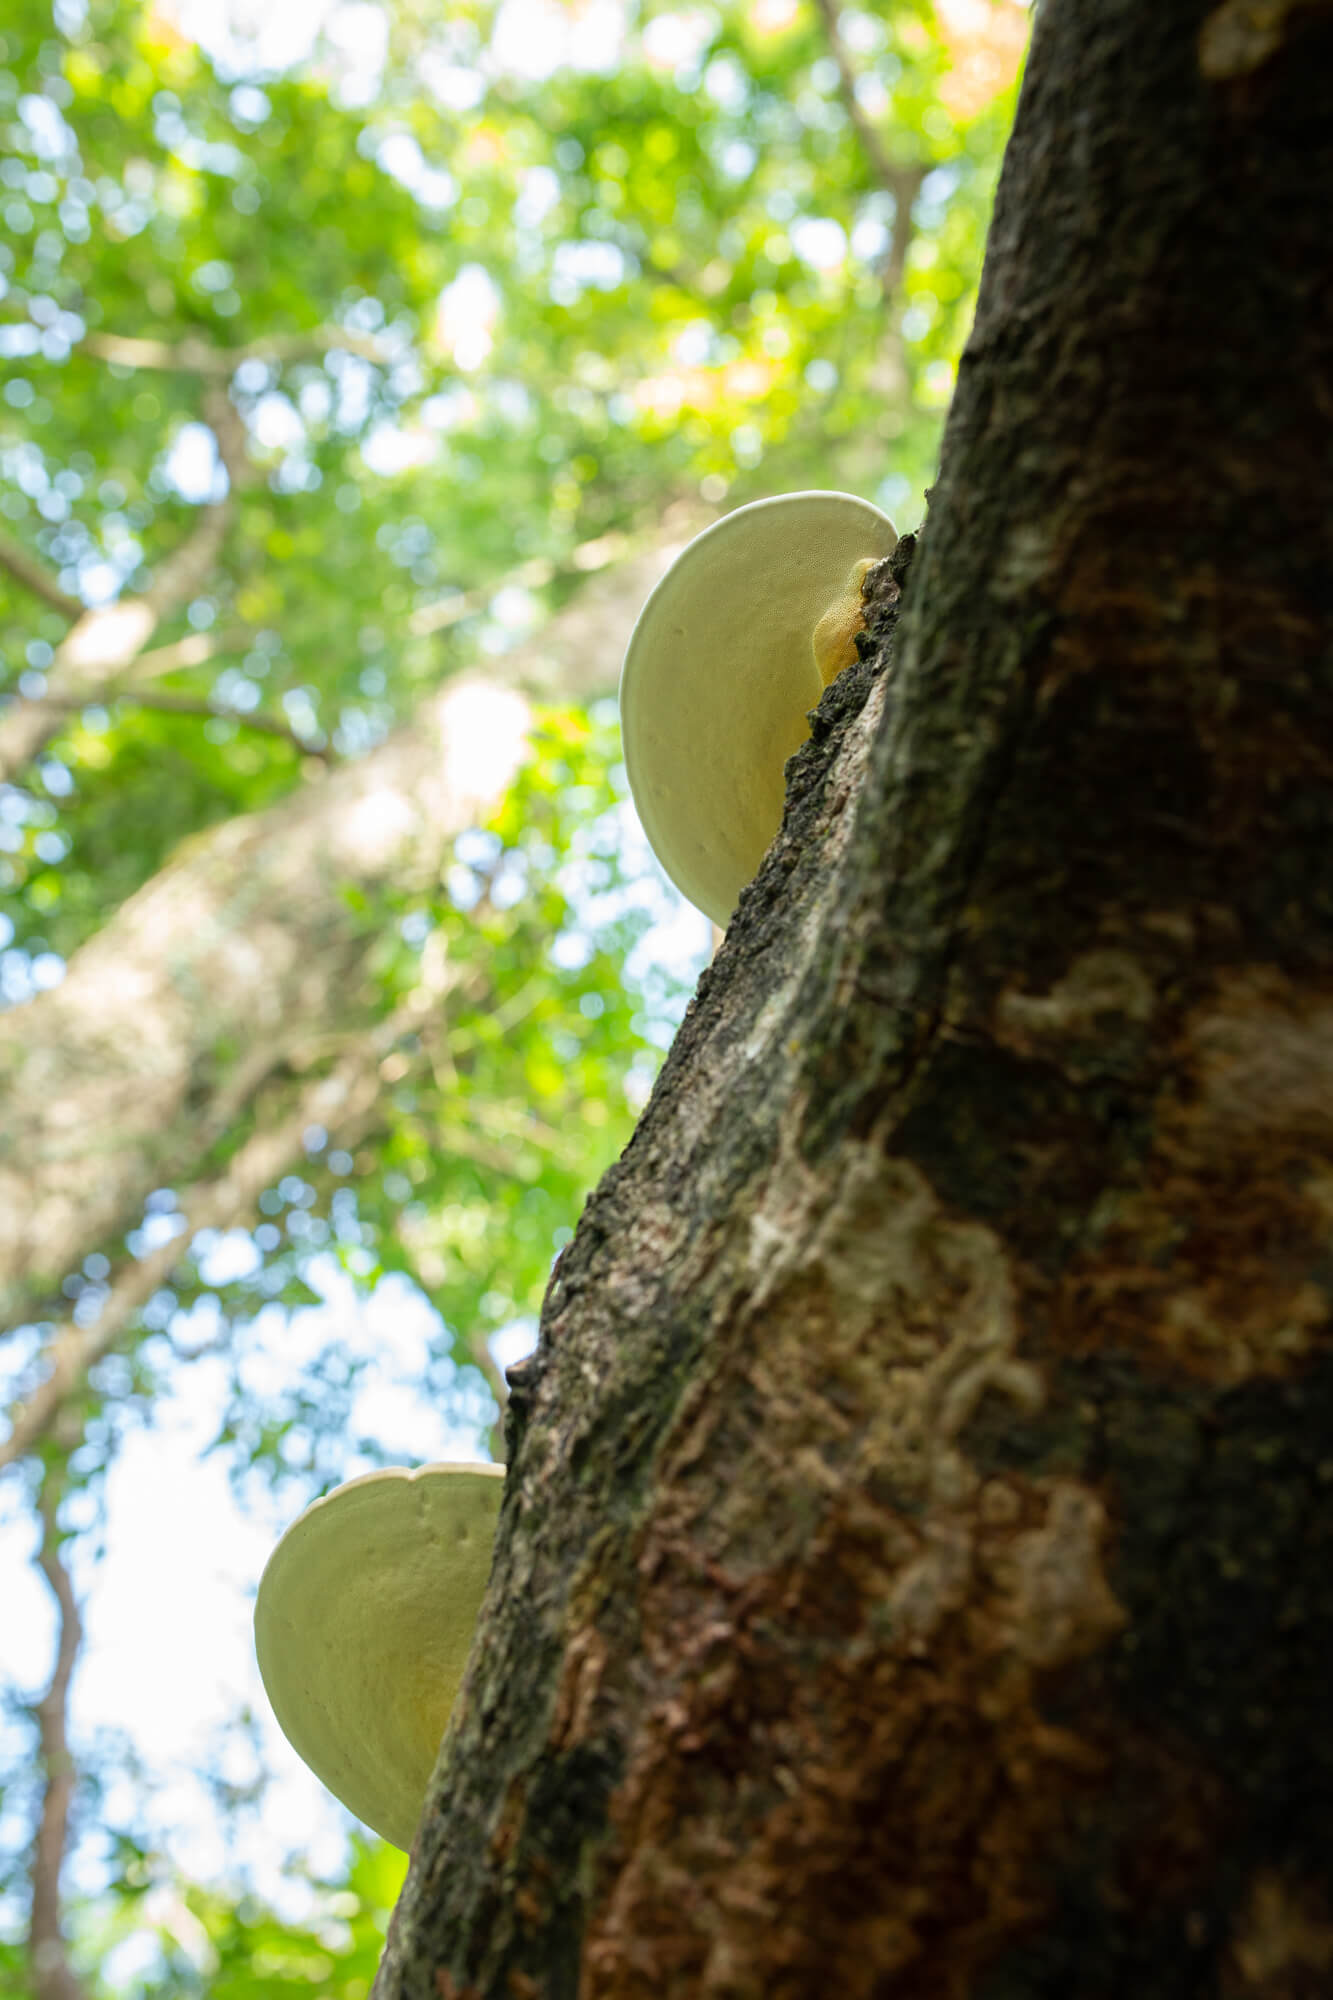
0 0 1026 1990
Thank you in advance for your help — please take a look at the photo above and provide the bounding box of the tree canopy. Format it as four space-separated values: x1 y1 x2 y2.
0 1 1027 1993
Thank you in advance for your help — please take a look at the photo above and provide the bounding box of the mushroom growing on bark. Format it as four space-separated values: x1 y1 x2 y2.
619 490 896 927
254 1461 504 1851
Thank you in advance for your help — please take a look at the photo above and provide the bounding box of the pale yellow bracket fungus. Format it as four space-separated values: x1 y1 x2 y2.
619 491 896 929
253 1461 504 1851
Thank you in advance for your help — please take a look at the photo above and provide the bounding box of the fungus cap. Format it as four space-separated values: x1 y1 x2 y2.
254 1461 504 1851
619 490 896 927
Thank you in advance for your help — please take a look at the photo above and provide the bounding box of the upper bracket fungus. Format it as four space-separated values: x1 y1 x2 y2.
619 490 896 927
254 1461 504 1851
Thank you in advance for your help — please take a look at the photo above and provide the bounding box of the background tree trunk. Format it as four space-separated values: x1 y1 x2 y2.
374 2 1333 1996
0 516 700 1469
0 517 701 1331
0 673 529 1321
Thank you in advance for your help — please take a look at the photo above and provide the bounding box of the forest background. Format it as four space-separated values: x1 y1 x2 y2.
0 0 1028 1992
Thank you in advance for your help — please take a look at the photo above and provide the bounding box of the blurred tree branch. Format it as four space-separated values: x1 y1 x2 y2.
879 160 927 299
0 387 253 784
0 1006 405 1470
0 498 695 1354
812 0 926 293
407 513 701 641
0 671 529 1332
80 327 390 374
0 531 84 622
120 627 253 684
22 687 336 763
29 1468 89 2000
809 0 923 416
0 917 524 1466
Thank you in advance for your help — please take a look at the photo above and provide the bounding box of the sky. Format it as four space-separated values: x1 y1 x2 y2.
160 0 631 89
3 1275 492 1925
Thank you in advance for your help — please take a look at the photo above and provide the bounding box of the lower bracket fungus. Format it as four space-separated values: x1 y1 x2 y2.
619 489 896 927
254 1461 504 1851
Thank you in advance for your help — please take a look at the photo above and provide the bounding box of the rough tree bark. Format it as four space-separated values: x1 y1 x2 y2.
375 3 1333 1997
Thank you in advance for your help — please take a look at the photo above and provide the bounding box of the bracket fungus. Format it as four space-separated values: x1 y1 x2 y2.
619 489 896 927
254 1460 504 1851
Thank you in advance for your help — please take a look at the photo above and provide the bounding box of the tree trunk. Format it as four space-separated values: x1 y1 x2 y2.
375 3 1333 1996
0 672 530 1324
